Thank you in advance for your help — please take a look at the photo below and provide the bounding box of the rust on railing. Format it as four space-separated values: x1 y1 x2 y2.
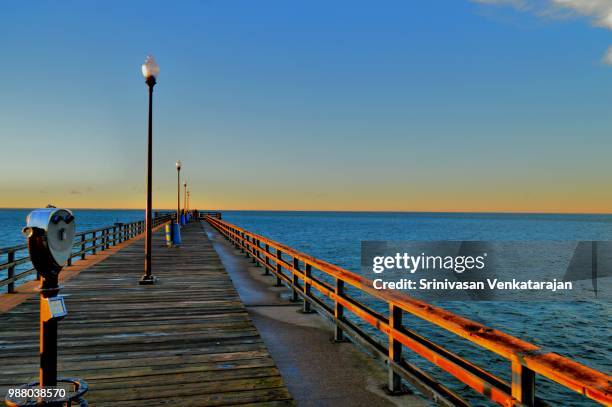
0 214 174 293
204 215 611 407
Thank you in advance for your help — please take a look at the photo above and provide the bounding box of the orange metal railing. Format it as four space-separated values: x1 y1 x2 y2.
204 215 611 407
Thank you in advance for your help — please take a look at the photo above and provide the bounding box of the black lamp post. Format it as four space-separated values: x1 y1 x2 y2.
176 160 182 224
140 55 159 285
183 181 188 222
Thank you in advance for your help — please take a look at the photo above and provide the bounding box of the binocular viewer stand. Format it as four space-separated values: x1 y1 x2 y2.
5 208 88 407
4 280 89 407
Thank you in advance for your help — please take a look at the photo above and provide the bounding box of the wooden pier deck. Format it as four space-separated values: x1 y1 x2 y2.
0 223 292 406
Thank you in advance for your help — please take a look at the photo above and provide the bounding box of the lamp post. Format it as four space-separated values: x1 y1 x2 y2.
176 160 182 223
183 181 188 223
140 55 159 285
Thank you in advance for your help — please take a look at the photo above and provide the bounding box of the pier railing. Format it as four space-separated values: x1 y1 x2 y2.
204 215 611 407
0 214 173 293
198 211 222 219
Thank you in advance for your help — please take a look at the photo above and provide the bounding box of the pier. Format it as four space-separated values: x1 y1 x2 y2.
0 214 610 406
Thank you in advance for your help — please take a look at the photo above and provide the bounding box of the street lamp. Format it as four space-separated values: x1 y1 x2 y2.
140 55 159 285
183 181 188 223
176 160 182 223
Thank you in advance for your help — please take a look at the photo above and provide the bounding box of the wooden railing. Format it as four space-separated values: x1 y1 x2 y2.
197 211 222 220
0 214 173 293
205 215 611 407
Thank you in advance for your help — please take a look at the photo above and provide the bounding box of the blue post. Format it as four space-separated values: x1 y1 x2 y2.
172 222 182 246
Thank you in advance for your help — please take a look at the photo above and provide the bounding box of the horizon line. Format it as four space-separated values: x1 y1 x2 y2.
0 207 611 216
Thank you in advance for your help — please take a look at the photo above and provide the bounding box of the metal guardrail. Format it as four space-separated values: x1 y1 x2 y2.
204 215 611 407
0 214 174 293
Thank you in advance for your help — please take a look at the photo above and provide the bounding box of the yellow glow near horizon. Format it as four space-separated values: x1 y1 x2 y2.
2 181 611 214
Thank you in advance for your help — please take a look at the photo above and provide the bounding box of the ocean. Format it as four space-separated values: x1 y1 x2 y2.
1 209 610 406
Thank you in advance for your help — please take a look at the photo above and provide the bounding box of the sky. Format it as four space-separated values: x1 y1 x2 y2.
0 0 611 213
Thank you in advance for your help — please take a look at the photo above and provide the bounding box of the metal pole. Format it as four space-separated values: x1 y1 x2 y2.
140 76 156 285
40 277 59 387
177 168 181 223
183 183 187 219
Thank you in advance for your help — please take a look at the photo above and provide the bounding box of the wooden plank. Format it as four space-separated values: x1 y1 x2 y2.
0 223 293 405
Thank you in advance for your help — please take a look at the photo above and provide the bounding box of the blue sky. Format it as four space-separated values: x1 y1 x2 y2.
0 0 611 212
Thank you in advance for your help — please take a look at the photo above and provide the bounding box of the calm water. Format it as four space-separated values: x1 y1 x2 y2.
1 209 610 405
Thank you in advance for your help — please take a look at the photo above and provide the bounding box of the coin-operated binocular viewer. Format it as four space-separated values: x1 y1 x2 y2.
5 207 88 407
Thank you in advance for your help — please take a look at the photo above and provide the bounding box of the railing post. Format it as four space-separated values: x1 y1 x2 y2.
112 226 117 246
254 239 261 266
512 362 535 406
7 251 15 293
388 304 403 393
105 229 110 250
264 244 271 275
240 232 245 253
81 234 86 260
92 231 97 255
303 263 313 313
275 249 283 287
334 279 345 341
250 237 257 263
291 258 300 302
